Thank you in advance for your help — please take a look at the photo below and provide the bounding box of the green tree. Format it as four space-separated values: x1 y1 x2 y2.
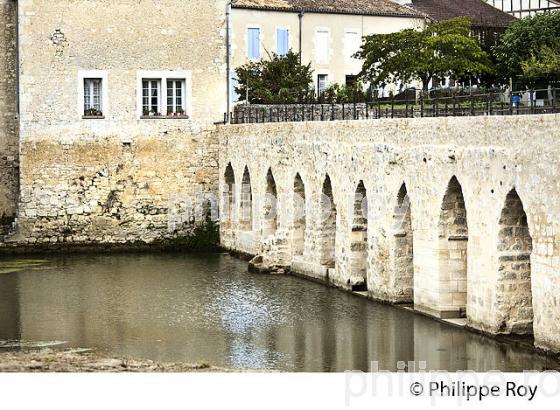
234 51 313 104
494 12 560 85
357 17 494 91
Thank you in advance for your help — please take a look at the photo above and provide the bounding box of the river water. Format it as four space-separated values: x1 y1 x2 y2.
0 253 556 372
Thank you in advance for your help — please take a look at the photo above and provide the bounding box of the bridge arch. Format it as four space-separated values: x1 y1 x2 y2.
292 173 306 256
438 176 468 318
262 168 278 237
319 174 337 269
223 163 235 225
240 166 253 231
390 183 414 302
496 188 533 335
349 181 368 291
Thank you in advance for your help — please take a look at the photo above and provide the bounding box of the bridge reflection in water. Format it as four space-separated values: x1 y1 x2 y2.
0 253 555 372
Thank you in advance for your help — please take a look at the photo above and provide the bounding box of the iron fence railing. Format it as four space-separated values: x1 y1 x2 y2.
225 88 560 124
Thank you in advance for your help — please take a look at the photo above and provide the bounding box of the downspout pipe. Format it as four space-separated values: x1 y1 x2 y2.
226 0 237 123
298 9 304 63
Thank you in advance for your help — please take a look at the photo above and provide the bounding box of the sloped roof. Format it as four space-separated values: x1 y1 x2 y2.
409 0 515 27
233 0 423 17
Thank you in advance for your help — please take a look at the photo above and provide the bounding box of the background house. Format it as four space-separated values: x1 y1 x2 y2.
407 0 516 47
484 0 560 17
230 0 426 100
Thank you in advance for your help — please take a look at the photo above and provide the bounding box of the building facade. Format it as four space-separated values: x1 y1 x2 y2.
2 0 229 244
230 0 426 98
484 0 560 17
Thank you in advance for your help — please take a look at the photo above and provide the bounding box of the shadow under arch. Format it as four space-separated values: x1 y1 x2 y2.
240 166 253 231
349 180 368 291
320 174 337 269
438 176 468 318
496 188 533 335
292 173 306 256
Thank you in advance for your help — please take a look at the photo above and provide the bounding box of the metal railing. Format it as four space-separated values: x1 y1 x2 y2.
225 88 560 124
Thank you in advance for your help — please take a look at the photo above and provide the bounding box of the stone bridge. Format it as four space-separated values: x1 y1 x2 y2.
218 114 560 354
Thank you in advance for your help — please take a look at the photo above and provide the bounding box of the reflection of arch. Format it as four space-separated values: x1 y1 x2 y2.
496 189 533 335
390 183 414 301
293 173 306 256
349 181 368 291
223 163 235 224
263 168 278 237
320 175 336 269
240 166 252 231
438 176 468 318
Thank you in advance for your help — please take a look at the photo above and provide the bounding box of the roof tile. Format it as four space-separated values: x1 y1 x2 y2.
233 0 423 17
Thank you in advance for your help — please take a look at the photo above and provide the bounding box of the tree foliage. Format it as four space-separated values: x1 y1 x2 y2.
357 17 494 91
234 51 313 103
494 12 560 85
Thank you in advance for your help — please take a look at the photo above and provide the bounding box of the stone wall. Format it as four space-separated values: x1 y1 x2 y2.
218 115 560 354
0 0 18 233
9 129 219 246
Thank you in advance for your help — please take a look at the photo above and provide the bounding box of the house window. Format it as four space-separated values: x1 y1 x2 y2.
138 71 191 119
142 79 161 116
345 75 358 87
316 30 329 63
318 74 328 95
83 78 103 117
248 27 261 59
277 28 289 56
166 79 186 116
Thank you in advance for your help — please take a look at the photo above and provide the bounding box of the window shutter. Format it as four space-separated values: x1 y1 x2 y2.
248 28 260 59
277 29 288 56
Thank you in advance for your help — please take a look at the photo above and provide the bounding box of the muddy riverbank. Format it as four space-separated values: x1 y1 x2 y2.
0 349 233 372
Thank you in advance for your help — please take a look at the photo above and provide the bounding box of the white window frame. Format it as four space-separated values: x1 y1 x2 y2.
166 79 187 115
78 70 108 119
317 73 330 96
136 70 192 119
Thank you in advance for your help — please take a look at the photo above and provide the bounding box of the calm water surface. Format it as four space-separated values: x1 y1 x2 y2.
0 253 557 372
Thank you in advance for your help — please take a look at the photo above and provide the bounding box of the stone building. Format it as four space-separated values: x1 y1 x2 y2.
230 0 426 98
2 0 229 244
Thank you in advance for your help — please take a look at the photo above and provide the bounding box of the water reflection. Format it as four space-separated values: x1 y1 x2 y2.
0 253 556 372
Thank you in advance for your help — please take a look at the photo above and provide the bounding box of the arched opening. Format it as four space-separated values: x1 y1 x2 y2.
320 175 337 269
438 176 468 318
349 181 368 291
391 183 414 302
293 173 306 256
240 166 253 231
496 189 533 335
263 168 278 237
223 163 235 225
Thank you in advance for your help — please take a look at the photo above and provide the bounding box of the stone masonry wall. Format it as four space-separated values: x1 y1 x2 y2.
10 129 219 245
0 0 18 233
218 115 560 354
